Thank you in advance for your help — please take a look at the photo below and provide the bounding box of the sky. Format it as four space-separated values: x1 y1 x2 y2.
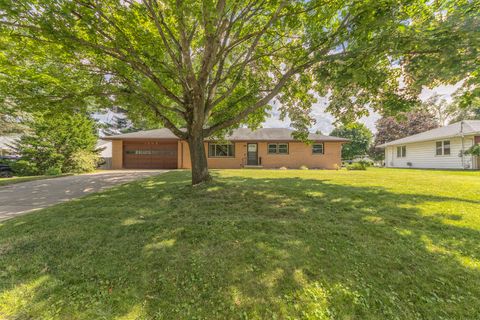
262 82 463 134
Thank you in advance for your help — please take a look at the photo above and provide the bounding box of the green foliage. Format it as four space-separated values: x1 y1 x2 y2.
45 166 62 176
331 123 373 160
347 162 368 170
0 0 478 134
355 159 373 167
10 160 38 176
464 144 480 157
450 96 480 123
13 113 99 175
69 150 101 174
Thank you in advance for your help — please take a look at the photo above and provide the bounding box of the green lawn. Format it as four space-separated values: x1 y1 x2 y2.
1 168 479 319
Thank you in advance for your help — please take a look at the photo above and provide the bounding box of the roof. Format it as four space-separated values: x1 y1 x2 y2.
377 120 480 148
105 127 348 142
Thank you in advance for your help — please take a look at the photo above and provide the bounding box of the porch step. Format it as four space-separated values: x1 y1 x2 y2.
243 165 264 169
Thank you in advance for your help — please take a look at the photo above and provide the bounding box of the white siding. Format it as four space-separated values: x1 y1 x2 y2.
384 136 476 169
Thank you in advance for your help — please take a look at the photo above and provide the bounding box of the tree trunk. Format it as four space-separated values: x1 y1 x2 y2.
188 131 210 185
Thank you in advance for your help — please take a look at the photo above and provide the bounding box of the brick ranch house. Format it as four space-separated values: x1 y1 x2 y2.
104 128 348 170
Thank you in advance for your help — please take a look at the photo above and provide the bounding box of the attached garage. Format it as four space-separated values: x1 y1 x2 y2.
123 140 178 169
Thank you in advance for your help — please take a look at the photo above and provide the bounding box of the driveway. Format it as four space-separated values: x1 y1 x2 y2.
0 170 166 221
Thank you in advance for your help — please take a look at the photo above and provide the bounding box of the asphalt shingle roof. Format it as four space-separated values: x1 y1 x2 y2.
377 120 480 148
105 127 348 142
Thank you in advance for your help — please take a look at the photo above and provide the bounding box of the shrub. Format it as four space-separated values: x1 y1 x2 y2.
279 166 288 170
45 166 62 176
10 160 39 176
299 165 309 170
464 144 480 156
355 159 372 167
333 163 340 170
347 162 368 170
67 150 100 173
13 112 99 175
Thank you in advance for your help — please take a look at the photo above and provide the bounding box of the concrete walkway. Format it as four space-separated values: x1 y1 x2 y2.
0 170 166 221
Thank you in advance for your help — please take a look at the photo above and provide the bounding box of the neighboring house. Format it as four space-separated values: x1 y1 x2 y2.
96 139 113 169
0 135 20 156
377 120 480 169
104 128 348 170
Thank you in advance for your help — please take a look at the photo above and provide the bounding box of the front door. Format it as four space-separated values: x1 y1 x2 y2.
247 143 258 165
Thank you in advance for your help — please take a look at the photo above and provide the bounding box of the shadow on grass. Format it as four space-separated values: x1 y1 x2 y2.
0 171 479 319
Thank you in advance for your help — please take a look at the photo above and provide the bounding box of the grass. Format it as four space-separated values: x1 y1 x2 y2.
0 168 479 319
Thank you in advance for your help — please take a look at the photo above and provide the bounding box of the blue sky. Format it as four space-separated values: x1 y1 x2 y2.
263 83 463 134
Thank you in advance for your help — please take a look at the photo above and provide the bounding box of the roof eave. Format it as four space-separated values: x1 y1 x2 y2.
376 132 480 148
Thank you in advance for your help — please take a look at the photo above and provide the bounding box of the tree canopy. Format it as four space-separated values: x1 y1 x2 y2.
373 109 439 147
1 0 478 183
330 122 373 160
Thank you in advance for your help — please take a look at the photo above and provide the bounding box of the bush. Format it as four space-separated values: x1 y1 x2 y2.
45 166 62 176
299 165 309 170
464 144 480 156
13 112 100 175
347 162 368 170
355 159 373 167
278 166 288 170
10 160 39 176
67 150 100 173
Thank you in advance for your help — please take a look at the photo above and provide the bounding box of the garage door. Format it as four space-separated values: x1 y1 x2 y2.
124 141 178 169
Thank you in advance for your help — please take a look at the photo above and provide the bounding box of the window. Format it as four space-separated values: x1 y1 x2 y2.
312 143 324 154
208 143 234 157
436 140 451 156
396 146 406 158
267 143 288 154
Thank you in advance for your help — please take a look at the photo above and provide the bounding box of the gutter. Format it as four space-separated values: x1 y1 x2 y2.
376 131 480 149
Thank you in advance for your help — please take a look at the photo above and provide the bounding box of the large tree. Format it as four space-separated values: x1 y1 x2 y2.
331 123 373 160
1 0 478 183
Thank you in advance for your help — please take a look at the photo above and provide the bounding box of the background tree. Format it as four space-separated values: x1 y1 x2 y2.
13 113 100 175
330 123 372 160
371 110 439 159
449 96 480 123
422 94 458 126
1 0 478 183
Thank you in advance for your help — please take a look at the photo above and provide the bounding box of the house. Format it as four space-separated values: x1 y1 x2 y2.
0 135 20 156
96 139 113 169
104 128 348 170
377 120 480 169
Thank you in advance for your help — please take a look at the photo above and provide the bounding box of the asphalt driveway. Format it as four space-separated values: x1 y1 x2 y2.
0 170 166 221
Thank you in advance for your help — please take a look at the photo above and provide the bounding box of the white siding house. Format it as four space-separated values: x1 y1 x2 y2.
0 135 20 156
378 121 480 170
